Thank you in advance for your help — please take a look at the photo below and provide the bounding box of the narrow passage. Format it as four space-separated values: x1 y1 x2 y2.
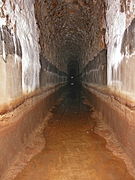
14 87 133 180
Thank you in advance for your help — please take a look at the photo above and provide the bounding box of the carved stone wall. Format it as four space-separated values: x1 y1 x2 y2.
82 49 107 85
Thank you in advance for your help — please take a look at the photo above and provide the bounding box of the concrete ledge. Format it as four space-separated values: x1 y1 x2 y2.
0 83 65 115
0 84 64 178
84 84 135 168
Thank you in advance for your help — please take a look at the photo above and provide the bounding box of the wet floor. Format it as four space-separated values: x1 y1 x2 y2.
14 86 134 180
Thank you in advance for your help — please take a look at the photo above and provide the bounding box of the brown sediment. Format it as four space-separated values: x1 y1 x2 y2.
0 83 64 116
13 91 134 180
2 112 53 180
94 112 135 178
84 83 135 110
0 85 64 179
84 84 135 177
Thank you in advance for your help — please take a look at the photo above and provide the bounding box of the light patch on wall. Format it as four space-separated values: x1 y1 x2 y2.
0 0 41 93
0 1 7 62
106 0 126 86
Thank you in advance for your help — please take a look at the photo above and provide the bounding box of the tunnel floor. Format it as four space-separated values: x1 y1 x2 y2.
14 86 133 180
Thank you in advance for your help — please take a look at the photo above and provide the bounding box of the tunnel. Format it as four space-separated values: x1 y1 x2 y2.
67 60 80 86
0 0 135 179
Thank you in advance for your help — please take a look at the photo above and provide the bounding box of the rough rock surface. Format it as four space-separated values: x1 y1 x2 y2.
34 0 106 72
0 0 135 179
0 0 66 105
105 0 135 95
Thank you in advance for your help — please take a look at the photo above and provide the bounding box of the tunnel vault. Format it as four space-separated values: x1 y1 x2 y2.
34 0 106 73
0 0 107 100
0 0 135 179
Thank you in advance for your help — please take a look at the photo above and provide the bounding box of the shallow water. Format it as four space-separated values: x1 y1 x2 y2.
14 86 134 180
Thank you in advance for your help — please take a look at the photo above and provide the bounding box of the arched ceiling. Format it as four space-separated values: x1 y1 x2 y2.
35 0 106 72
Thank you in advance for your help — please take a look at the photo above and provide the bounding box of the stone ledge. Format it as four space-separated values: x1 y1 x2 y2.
0 83 65 116
0 84 64 179
84 83 135 110
84 83 135 170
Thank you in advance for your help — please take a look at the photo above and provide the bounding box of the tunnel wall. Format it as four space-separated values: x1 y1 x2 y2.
82 0 135 97
84 84 135 170
0 0 66 106
105 0 135 96
0 1 66 177
40 55 67 88
82 49 107 85
82 0 135 170
0 0 41 94
0 25 22 105
0 85 63 179
0 0 135 176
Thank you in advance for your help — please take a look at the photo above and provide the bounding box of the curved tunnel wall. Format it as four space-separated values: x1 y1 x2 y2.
0 0 107 107
106 0 135 96
1 0 135 104
0 0 67 106
0 0 135 177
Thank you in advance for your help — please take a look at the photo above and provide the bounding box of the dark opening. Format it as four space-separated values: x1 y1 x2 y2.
66 60 82 102
67 60 81 87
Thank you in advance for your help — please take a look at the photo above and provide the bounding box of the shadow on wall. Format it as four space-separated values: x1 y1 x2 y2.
82 49 107 86
39 54 67 88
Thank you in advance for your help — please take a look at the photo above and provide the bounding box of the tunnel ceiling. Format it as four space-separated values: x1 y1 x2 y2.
35 0 106 72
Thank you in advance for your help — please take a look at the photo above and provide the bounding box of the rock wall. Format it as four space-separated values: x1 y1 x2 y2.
82 0 135 96
39 55 67 88
34 0 106 73
82 49 107 85
0 0 41 94
83 0 135 173
0 0 66 106
0 0 105 92
84 84 135 176
105 0 135 96
1 0 135 102
0 26 22 104
0 0 135 178
0 85 64 180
